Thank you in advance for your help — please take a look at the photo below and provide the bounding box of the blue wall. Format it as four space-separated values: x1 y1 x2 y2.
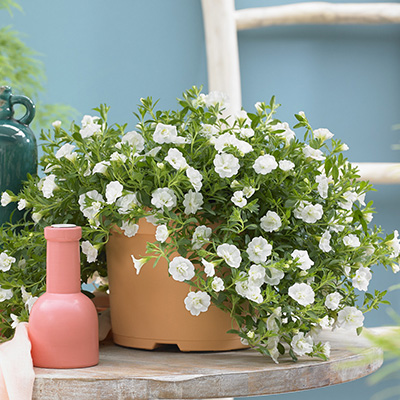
4 0 400 398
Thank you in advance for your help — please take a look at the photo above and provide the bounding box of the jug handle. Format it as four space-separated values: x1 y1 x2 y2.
10 95 36 125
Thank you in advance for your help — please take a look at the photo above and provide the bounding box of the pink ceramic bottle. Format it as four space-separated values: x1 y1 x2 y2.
29 224 99 368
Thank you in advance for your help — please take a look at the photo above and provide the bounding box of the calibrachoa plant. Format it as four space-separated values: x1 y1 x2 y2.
0 86 399 361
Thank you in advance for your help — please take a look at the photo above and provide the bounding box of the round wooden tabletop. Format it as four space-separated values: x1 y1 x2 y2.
32 329 383 400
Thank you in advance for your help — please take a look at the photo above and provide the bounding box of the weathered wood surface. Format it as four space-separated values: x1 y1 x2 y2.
32 329 383 400
353 162 400 184
235 2 400 30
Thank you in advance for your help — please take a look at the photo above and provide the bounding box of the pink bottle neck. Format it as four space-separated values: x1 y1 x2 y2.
45 226 82 294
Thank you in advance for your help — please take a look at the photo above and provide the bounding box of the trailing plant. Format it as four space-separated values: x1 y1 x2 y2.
0 87 398 361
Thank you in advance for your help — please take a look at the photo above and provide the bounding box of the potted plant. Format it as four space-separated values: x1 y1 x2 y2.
0 87 398 361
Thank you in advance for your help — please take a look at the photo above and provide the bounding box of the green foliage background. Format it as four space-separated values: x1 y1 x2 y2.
0 0 76 131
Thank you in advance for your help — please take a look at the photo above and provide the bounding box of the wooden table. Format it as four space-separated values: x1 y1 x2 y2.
32 329 383 400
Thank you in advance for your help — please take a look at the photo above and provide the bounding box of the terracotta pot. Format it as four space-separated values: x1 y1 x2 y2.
106 218 246 351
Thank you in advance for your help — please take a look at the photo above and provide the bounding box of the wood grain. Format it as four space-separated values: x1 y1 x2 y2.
32 329 383 399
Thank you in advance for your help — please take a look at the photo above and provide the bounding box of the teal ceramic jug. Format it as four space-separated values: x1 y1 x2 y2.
0 86 37 225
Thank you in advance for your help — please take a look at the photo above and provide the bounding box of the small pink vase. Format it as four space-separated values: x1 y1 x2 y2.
29 224 99 368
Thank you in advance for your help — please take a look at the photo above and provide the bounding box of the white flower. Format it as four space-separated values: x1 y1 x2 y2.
234 110 251 126
106 181 124 204
131 255 147 275
153 123 185 144
288 283 315 306
17 198 27 211
266 308 282 333
83 166 91 177
365 244 375 256
264 267 284 285
52 120 62 128
231 191 247 208
235 278 249 296
338 190 358 210
352 266 372 291
55 143 75 160
211 277 225 292
260 211 282 232
301 203 324 223
169 256 195 282
10 313 20 329
110 152 128 163
319 315 335 330
21 286 38 313
291 332 313 356
325 292 343 310
155 225 169 243
357 192 366 206
247 237 272 264
303 145 325 161
192 225 212 250
273 122 295 145
243 187 255 198
240 127 255 138
41 174 57 198
253 154 278 175
81 241 98 263
151 188 177 211
322 342 331 358
291 250 314 271
214 133 253 155
184 291 211 316
248 264 266 287
316 174 330 199
319 231 332 252
0 252 16 272
32 212 42 224
337 306 364 330
183 190 203 215
200 124 219 138
121 221 139 238
364 212 373 223
81 115 99 127
79 190 104 222
116 192 139 214
254 102 263 113
339 143 349 151
236 277 264 303
204 91 229 108
267 336 281 364
133 216 150 232
1 192 13 207
387 230 400 258
234 139 253 154
294 201 323 224
92 161 110 175
165 148 188 170
80 123 101 138
314 128 334 142
217 243 242 268
213 153 240 178
186 167 203 192
343 234 361 248
279 160 295 171
245 285 263 304
143 146 161 158
0 287 13 302
202 258 215 277
120 131 145 153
